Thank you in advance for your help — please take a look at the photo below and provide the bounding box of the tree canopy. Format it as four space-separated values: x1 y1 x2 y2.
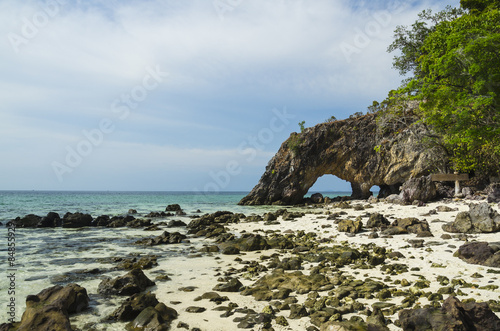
387 0 500 175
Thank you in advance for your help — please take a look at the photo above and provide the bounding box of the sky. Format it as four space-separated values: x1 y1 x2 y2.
0 0 458 193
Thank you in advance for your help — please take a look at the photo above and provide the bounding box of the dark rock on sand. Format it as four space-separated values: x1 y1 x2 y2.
443 202 500 233
382 217 431 236
62 212 93 228
398 296 500 331
98 268 155 296
130 303 178 330
109 292 159 321
15 284 89 331
337 219 363 234
455 242 500 268
213 278 243 292
135 231 187 246
366 213 390 228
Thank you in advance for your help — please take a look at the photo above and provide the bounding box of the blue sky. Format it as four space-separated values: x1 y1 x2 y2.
0 0 458 192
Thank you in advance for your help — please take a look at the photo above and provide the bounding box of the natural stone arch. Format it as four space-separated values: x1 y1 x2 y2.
239 113 439 205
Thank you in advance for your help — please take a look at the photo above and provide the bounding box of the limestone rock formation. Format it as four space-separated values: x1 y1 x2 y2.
239 113 439 205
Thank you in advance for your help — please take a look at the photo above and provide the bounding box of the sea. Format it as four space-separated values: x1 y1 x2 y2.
0 190 347 328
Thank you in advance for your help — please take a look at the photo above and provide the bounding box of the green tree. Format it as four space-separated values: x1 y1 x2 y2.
388 2 500 174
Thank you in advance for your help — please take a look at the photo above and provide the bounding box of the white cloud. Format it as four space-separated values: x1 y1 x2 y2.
0 0 458 190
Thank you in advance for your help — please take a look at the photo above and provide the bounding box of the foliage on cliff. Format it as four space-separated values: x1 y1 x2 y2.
386 0 500 175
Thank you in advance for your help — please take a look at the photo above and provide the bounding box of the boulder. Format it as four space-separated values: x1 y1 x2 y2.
12 214 42 228
213 278 243 292
366 213 390 228
221 234 270 252
130 303 178 331
109 292 159 321
487 183 500 203
443 203 500 233
98 268 155 296
167 220 187 227
337 219 363 234
39 212 61 227
16 284 89 331
398 296 500 331
469 202 500 232
62 212 93 228
128 209 138 214
455 242 500 268
165 204 182 212
135 231 187 246
400 175 437 203
310 193 324 203
92 215 110 227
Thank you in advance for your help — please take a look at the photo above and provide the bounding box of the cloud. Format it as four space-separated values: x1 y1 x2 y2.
0 0 457 190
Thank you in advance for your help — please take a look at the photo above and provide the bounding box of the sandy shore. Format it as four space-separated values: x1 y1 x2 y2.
103 199 498 331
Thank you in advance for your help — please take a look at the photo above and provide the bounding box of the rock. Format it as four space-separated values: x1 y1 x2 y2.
62 212 93 228
98 268 155 296
93 215 110 227
16 284 89 331
366 213 390 228
130 303 178 330
310 193 324 203
185 306 206 313
321 319 389 331
135 231 187 246
221 246 240 255
408 239 424 248
487 183 500 203
385 194 404 204
443 212 473 233
109 292 159 321
238 112 439 205
443 203 500 233
167 220 187 227
12 214 42 228
400 175 437 203
116 256 158 270
455 242 500 268
222 234 270 252
165 204 182 212
436 205 456 212
39 212 62 227
469 202 500 232
337 219 363 234
213 278 243 292
398 296 500 331
289 304 308 319
128 209 138 214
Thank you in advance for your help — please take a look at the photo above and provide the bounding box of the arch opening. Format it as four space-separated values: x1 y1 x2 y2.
305 175 351 199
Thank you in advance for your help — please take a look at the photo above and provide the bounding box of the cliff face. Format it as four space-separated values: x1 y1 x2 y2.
239 113 439 205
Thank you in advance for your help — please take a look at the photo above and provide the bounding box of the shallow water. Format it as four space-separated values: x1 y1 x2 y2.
0 190 346 327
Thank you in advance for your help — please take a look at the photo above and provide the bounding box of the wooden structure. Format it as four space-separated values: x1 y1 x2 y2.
431 172 469 196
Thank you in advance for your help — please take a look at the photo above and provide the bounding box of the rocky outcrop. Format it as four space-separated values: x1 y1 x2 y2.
13 284 89 331
455 242 500 268
443 202 500 233
239 113 439 205
98 269 155 296
398 296 500 331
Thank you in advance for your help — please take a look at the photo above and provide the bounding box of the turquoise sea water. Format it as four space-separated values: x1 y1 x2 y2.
0 190 348 327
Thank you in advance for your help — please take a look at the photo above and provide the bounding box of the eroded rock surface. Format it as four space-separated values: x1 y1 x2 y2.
239 113 438 205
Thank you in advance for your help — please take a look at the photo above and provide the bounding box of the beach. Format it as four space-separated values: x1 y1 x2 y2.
7 196 496 330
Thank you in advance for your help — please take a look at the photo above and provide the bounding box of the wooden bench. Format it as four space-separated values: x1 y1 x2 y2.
431 173 469 196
